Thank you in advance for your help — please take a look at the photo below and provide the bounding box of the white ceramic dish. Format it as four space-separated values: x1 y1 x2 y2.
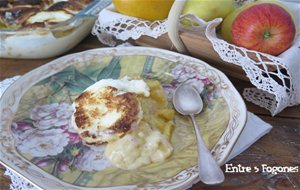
0 0 111 59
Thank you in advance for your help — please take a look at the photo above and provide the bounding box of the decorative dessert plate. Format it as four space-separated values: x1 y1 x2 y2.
0 47 247 189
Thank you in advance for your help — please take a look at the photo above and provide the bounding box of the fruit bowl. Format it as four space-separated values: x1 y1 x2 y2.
93 0 299 82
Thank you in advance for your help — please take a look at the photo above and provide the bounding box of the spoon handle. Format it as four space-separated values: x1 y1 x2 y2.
190 115 225 184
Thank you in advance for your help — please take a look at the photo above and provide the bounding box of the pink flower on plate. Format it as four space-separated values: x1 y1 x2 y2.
171 64 214 88
30 103 73 130
58 159 70 172
16 128 69 157
75 146 111 171
11 122 33 133
200 78 211 85
67 132 81 144
36 158 55 167
171 64 198 82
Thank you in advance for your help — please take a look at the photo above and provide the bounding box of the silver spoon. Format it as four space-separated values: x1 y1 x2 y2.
173 84 225 184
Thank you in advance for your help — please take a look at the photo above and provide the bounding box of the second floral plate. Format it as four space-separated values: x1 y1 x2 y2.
0 47 247 189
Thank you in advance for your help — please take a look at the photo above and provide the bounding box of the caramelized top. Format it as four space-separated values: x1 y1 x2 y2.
0 0 94 29
73 86 142 145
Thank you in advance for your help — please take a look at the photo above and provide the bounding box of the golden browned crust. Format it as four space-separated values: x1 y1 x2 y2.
109 92 140 133
69 0 94 7
19 21 44 29
12 0 43 6
47 1 83 14
74 86 141 144
79 131 104 146
0 7 39 25
0 0 94 29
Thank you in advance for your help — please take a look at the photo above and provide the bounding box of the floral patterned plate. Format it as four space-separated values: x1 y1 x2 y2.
0 47 247 190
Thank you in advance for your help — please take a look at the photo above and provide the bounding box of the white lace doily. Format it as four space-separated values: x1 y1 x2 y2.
0 76 20 97
92 0 300 116
205 19 300 115
4 168 37 190
92 5 168 46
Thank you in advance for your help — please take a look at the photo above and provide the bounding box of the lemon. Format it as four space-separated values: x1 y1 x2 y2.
112 0 174 21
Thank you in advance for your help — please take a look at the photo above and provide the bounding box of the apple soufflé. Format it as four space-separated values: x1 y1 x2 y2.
72 77 175 170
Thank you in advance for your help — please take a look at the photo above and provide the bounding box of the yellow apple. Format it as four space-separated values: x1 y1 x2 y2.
182 0 235 21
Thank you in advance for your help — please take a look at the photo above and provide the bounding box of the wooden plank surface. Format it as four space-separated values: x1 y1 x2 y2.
134 32 249 81
0 164 10 190
0 35 299 189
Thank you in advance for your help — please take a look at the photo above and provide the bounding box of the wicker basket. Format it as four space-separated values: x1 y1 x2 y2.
128 0 297 82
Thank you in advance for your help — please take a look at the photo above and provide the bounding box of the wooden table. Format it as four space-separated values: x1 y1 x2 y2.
1 35 299 190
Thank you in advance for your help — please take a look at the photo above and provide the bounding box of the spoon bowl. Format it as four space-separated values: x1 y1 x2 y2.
173 84 203 116
173 83 225 185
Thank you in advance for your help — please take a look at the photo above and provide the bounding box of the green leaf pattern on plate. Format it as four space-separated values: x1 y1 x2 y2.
97 56 121 80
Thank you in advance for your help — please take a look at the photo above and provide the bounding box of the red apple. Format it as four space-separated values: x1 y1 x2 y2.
221 1 296 56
